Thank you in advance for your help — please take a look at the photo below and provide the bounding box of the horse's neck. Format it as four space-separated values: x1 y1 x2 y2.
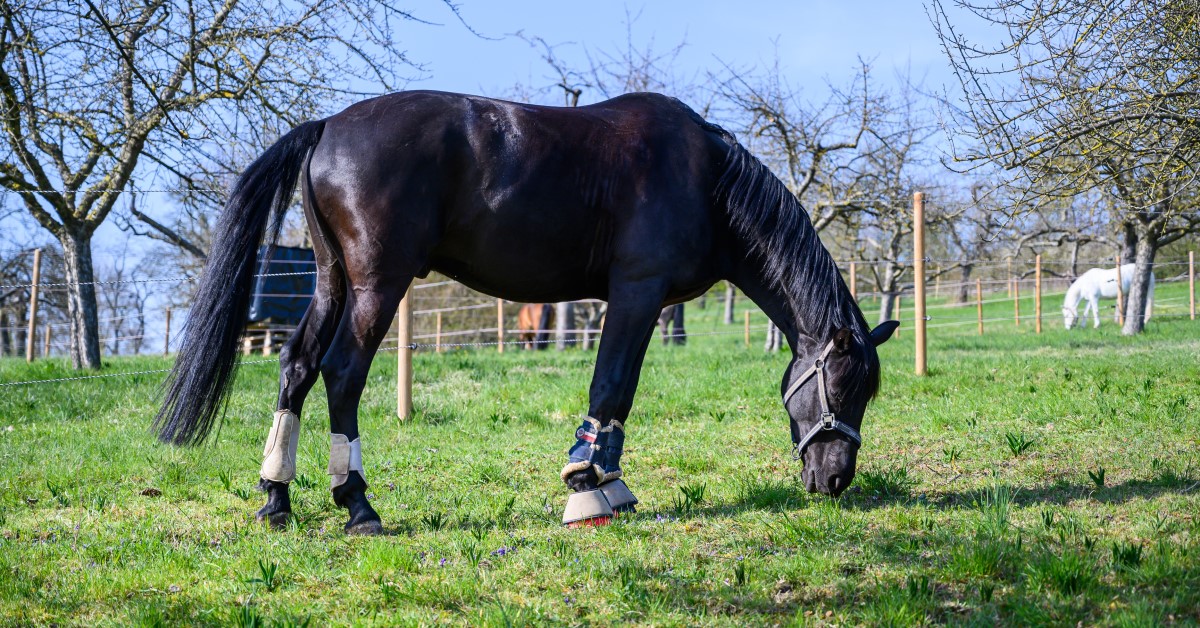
1064 283 1082 308
730 262 847 353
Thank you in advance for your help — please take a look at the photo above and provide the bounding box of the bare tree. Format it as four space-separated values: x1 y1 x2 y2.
715 56 882 233
0 0 458 368
930 0 1200 334
830 74 951 324
717 57 889 342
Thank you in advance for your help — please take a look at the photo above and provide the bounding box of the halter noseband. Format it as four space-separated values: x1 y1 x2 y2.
782 338 863 460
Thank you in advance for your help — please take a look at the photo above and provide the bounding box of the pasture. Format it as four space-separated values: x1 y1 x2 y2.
1 282 1197 626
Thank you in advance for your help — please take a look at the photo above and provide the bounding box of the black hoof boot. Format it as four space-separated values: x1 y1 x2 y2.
256 478 292 529
333 474 383 536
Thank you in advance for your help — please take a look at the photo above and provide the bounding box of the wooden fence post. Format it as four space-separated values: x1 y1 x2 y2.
25 248 41 363
975 277 984 335
1014 276 1021 327
894 295 902 339
435 311 443 353
1035 254 1042 334
934 265 940 299
743 310 750 347
496 298 505 353
849 261 857 300
397 287 413 421
913 191 927 376
163 307 172 355
1115 255 1125 326
262 328 273 356
1190 250 1195 320
42 324 50 357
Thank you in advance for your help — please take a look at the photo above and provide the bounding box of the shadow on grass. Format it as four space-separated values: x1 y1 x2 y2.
919 476 1199 510
653 473 1196 521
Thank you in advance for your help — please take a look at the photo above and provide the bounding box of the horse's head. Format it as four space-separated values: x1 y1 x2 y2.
783 321 897 496
1063 306 1078 329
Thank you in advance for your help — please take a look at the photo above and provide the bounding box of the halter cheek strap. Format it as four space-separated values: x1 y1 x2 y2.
782 339 863 460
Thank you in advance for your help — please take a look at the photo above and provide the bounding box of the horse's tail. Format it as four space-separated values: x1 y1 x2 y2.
154 120 326 446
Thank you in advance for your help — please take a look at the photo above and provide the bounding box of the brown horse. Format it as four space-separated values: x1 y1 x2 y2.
155 90 898 534
517 303 555 350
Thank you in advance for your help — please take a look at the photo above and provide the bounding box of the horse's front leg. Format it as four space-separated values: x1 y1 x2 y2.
1088 298 1100 328
561 279 664 525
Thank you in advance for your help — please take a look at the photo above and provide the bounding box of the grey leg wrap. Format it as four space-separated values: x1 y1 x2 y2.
329 433 365 489
261 410 300 483
598 420 625 484
561 417 606 483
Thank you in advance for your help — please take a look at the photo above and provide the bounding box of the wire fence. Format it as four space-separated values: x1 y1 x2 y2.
1 247 1196 392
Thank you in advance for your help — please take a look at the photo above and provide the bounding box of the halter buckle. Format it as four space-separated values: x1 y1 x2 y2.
820 412 836 430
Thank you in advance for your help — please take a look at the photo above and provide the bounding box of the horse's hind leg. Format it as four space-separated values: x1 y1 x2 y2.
257 259 346 527
320 279 409 535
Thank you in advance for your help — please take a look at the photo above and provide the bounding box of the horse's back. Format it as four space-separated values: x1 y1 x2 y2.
306 91 731 301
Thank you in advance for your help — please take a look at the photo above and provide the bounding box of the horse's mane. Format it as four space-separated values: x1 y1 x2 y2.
714 143 867 336
713 141 879 399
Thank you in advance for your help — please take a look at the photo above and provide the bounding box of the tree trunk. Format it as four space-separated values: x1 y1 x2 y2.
0 309 10 356
763 321 781 352
59 227 102 369
956 264 974 304
555 302 574 350
1121 222 1137 262
723 282 736 324
877 292 897 327
1121 228 1157 336
876 262 901 326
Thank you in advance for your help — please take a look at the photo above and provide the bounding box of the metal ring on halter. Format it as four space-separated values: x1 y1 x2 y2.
782 339 863 460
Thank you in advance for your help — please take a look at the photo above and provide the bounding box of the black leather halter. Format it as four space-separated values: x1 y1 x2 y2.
782 339 863 460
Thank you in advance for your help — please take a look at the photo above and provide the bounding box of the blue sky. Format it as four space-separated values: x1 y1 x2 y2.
394 1 978 103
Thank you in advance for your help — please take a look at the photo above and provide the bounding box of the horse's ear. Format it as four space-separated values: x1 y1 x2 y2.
869 321 899 346
833 327 853 353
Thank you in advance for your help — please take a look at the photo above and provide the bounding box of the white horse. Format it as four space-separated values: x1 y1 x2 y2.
1062 263 1155 329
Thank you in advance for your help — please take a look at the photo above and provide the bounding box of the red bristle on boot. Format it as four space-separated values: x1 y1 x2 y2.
567 515 613 529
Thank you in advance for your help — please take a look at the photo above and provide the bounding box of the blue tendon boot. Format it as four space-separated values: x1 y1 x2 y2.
597 420 637 513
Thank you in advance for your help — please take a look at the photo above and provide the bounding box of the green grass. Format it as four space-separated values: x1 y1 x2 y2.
0 282 1198 625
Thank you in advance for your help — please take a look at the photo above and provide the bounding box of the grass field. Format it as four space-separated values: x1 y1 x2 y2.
1 282 1198 626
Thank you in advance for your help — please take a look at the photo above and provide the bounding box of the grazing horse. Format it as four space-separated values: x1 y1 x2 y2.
658 304 686 345
518 303 555 350
1063 264 1155 329
154 90 898 535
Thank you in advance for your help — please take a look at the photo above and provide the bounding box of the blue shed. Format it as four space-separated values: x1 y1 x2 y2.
248 245 315 325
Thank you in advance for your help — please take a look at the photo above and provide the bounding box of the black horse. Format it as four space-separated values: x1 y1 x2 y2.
658 304 686 346
155 90 897 534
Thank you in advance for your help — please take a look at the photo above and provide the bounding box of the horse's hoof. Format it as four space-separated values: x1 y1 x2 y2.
345 519 385 536
256 510 291 530
563 489 613 527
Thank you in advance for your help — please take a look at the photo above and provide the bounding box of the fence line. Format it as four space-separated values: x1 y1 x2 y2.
4 240 1197 398
0 270 314 291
